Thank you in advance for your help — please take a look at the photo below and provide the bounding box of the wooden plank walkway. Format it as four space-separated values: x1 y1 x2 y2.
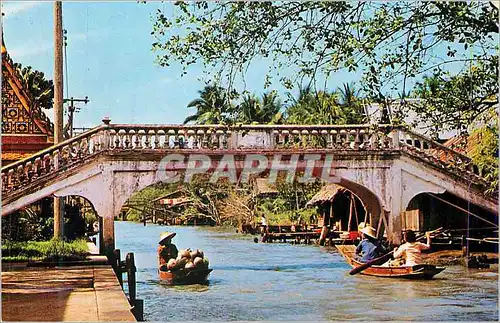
2 263 136 321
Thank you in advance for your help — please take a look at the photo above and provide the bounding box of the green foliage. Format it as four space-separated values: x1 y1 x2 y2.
152 2 498 133
184 84 238 124
236 91 283 124
13 63 54 110
256 180 323 225
468 123 499 194
412 61 498 134
125 183 178 221
285 85 365 125
2 239 89 262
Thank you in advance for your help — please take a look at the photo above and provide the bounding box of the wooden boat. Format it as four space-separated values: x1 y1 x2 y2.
158 266 213 285
336 245 445 279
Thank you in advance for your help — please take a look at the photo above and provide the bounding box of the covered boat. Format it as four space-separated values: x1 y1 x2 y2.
158 266 213 285
336 245 445 279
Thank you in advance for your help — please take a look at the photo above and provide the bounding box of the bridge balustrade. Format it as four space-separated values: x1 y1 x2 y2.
1 123 493 198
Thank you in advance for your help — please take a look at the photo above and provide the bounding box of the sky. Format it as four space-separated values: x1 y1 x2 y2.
1 1 362 128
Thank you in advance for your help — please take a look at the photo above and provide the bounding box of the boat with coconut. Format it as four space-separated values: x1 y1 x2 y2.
336 245 445 279
157 231 212 285
158 266 213 285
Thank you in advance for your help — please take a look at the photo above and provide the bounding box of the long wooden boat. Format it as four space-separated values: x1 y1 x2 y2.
336 245 445 279
158 267 213 285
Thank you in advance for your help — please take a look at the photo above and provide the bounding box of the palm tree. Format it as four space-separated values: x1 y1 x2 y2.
184 85 237 124
237 91 283 124
285 86 344 124
14 63 54 110
337 82 366 124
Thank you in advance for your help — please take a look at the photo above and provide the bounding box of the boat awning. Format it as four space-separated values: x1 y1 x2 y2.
305 184 344 208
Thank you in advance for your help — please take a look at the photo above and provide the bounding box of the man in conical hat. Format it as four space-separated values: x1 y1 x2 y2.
157 232 178 267
354 225 385 263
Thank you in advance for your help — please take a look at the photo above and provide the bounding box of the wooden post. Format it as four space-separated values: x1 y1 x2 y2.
347 195 354 232
98 216 104 254
126 253 136 302
113 249 123 288
131 299 144 321
53 1 64 240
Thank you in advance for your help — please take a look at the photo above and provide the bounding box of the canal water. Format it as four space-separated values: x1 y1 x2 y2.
115 221 498 321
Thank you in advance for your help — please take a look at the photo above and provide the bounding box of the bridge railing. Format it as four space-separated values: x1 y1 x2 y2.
396 128 487 181
106 124 396 151
2 125 106 195
1 122 491 197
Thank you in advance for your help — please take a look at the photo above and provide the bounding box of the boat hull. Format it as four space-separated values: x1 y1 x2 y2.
336 245 445 279
158 268 213 285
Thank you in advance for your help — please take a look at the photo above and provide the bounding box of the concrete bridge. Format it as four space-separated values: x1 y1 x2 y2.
2 120 497 255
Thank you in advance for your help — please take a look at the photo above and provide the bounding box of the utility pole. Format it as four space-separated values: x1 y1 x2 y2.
53 1 64 239
64 96 89 137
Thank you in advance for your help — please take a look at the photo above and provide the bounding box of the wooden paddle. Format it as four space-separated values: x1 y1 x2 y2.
349 250 393 275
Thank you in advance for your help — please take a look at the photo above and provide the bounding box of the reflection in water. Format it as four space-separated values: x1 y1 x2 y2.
115 222 498 321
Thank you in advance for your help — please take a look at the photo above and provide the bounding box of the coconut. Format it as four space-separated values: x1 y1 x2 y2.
177 256 189 268
184 261 195 272
178 249 191 258
190 250 200 259
193 257 203 267
166 258 177 270
197 249 204 259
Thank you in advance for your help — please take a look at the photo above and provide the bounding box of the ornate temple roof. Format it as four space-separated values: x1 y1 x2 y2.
2 36 54 137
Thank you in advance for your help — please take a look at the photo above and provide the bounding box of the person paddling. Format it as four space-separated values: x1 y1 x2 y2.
355 225 385 263
392 229 431 266
158 232 179 268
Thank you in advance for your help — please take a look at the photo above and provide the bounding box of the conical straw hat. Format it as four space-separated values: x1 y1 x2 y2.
361 226 377 239
159 232 176 245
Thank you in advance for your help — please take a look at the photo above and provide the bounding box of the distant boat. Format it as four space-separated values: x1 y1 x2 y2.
336 245 445 279
158 267 213 285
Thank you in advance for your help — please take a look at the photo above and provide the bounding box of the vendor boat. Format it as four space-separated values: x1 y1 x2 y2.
336 245 445 279
158 265 213 285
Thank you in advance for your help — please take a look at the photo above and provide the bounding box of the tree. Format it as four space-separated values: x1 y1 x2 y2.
411 60 498 134
236 91 283 124
285 86 364 125
337 83 366 124
14 63 54 110
184 84 237 124
152 2 498 132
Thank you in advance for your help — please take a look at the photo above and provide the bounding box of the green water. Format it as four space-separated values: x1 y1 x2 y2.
115 221 498 321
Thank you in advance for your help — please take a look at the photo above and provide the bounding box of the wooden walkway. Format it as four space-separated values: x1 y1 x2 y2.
2 262 136 321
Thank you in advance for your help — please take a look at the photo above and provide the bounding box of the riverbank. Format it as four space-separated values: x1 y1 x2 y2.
1 242 137 322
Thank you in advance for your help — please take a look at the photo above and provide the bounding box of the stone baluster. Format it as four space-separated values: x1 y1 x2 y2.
7 169 15 190
133 130 141 149
300 129 308 147
196 130 204 149
142 130 151 149
185 130 194 148
216 129 225 149
16 165 24 186
320 130 330 149
33 157 42 179
223 129 230 149
290 129 299 147
166 129 175 148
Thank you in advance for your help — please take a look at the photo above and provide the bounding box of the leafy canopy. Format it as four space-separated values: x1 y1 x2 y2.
152 1 498 133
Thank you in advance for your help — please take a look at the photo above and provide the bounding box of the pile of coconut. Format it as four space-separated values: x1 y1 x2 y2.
166 248 210 274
